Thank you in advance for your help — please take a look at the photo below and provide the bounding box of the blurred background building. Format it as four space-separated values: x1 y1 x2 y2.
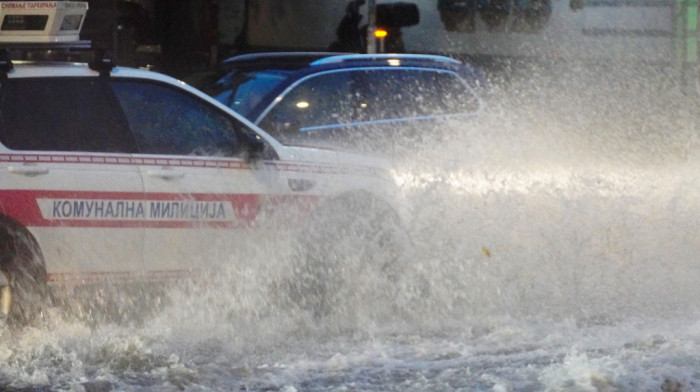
80 0 695 88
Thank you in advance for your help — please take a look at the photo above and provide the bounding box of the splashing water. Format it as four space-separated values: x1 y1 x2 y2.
1 60 699 391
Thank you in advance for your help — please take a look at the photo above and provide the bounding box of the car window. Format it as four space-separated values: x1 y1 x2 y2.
110 80 241 156
212 70 290 118
360 69 480 120
259 71 359 144
0 78 136 153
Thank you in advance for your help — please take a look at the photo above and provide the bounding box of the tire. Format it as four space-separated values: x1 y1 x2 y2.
0 216 49 326
289 192 412 317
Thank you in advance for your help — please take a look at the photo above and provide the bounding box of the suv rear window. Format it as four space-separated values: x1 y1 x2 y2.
360 68 481 120
0 78 137 153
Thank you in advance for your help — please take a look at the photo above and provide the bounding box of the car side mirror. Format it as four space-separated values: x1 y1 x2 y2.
241 131 266 162
376 2 420 27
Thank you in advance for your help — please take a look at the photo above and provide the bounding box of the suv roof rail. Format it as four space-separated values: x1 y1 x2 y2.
0 41 115 78
0 40 91 51
222 52 350 70
310 53 462 66
225 52 345 63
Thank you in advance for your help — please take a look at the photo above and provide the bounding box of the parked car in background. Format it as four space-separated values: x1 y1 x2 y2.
190 52 486 155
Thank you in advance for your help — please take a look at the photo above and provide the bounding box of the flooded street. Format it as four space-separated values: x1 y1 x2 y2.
2 62 700 391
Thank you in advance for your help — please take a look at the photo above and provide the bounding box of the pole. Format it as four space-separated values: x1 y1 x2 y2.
677 0 698 95
366 0 377 53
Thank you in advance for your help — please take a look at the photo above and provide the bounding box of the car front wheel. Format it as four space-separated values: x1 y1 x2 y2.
288 192 418 319
0 216 49 327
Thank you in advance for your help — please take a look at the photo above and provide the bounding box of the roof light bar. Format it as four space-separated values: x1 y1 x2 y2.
0 1 88 43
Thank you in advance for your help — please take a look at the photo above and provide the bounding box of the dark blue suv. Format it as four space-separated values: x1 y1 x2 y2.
192 52 486 154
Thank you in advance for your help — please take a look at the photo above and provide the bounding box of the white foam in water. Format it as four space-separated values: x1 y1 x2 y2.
1 60 699 391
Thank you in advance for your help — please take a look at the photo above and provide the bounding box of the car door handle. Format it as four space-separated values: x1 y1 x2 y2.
288 179 315 192
146 168 185 180
8 164 49 177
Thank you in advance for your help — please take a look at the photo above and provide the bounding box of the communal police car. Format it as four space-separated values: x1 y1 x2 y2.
0 1 407 325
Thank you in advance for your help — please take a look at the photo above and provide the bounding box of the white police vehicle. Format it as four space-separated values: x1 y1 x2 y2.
0 1 407 325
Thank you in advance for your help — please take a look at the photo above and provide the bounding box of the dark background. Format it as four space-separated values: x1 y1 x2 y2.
81 0 229 78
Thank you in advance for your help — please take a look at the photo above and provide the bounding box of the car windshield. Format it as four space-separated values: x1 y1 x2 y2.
210 69 291 118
